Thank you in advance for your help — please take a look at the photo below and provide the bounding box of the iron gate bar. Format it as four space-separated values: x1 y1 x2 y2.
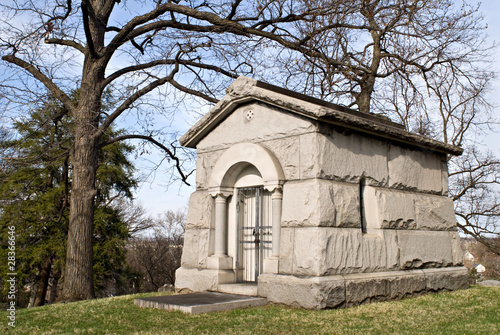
255 187 260 282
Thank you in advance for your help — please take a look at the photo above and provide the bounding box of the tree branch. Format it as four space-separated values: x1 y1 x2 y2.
102 58 237 88
100 134 193 186
81 0 97 58
2 55 76 113
45 38 85 53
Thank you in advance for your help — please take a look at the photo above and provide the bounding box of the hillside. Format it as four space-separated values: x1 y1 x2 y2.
2 286 499 334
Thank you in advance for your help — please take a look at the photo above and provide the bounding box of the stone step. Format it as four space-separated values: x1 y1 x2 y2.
217 283 259 296
134 292 267 315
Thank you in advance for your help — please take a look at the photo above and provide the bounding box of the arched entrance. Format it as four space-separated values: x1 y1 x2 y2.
207 143 284 281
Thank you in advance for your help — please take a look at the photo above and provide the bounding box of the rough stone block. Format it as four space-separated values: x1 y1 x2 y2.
261 137 300 181
278 228 295 274
441 160 449 195
414 194 456 231
299 132 389 185
449 232 464 266
375 189 416 229
186 191 214 229
361 234 387 273
388 145 444 193
387 270 427 299
345 270 426 306
180 228 210 268
383 230 400 270
195 150 224 190
423 267 469 291
291 228 363 276
324 228 364 274
345 272 390 306
397 231 453 269
298 132 319 179
258 274 345 309
320 131 389 185
281 179 360 228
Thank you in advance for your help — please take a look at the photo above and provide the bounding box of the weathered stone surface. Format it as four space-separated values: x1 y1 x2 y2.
441 160 449 195
180 228 210 269
186 191 214 229
258 274 345 309
414 194 456 231
345 271 427 306
361 234 387 273
398 231 453 269
383 230 400 270
293 228 363 276
387 270 427 299
345 272 391 306
175 268 234 293
281 179 360 228
375 189 416 229
261 137 300 181
298 132 319 179
196 150 224 189
299 132 389 185
197 103 315 151
388 145 445 193
423 267 469 291
278 227 295 274
449 232 464 266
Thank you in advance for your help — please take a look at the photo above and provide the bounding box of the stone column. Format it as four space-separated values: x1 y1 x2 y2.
213 193 228 257
271 188 283 258
263 186 282 274
207 189 233 270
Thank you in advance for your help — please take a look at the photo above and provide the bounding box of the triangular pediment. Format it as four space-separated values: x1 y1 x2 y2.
180 76 462 156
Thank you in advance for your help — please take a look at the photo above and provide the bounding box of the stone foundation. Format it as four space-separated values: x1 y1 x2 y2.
257 267 468 309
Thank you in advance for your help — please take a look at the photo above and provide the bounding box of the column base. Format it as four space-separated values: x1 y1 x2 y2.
175 267 235 292
263 257 279 274
207 255 234 270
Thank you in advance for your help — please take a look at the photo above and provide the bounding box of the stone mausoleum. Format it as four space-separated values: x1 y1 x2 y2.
175 76 468 309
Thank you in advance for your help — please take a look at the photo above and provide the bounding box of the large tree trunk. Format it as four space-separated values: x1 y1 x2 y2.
33 256 52 307
60 113 99 301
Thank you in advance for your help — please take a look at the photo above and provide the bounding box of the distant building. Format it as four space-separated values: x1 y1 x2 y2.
464 251 474 263
472 263 486 273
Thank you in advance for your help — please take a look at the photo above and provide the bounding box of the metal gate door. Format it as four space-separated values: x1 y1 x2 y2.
236 187 272 282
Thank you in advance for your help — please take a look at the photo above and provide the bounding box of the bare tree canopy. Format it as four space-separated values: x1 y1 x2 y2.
1 0 499 301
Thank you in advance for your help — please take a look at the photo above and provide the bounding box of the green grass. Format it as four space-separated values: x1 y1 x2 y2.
2 286 499 334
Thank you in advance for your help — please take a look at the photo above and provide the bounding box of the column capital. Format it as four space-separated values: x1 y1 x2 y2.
264 182 283 194
270 187 283 200
209 187 233 198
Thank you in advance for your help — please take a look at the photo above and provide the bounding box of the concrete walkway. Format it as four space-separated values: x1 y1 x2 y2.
134 292 267 315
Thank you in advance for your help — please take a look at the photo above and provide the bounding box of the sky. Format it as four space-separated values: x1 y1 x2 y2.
133 1 500 218
475 1 500 153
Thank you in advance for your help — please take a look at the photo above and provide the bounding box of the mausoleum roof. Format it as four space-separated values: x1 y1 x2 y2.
180 76 463 156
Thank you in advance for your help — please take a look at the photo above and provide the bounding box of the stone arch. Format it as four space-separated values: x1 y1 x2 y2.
208 142 285 194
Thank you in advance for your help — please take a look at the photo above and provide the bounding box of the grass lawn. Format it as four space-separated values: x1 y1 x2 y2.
2 286 499 334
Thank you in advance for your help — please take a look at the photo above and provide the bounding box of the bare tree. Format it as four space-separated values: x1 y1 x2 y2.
279 0 500 248
126 208 186 291
0 0 338 301
1 0 497 301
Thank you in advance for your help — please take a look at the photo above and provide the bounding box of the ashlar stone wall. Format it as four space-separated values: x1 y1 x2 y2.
180 101 463 278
